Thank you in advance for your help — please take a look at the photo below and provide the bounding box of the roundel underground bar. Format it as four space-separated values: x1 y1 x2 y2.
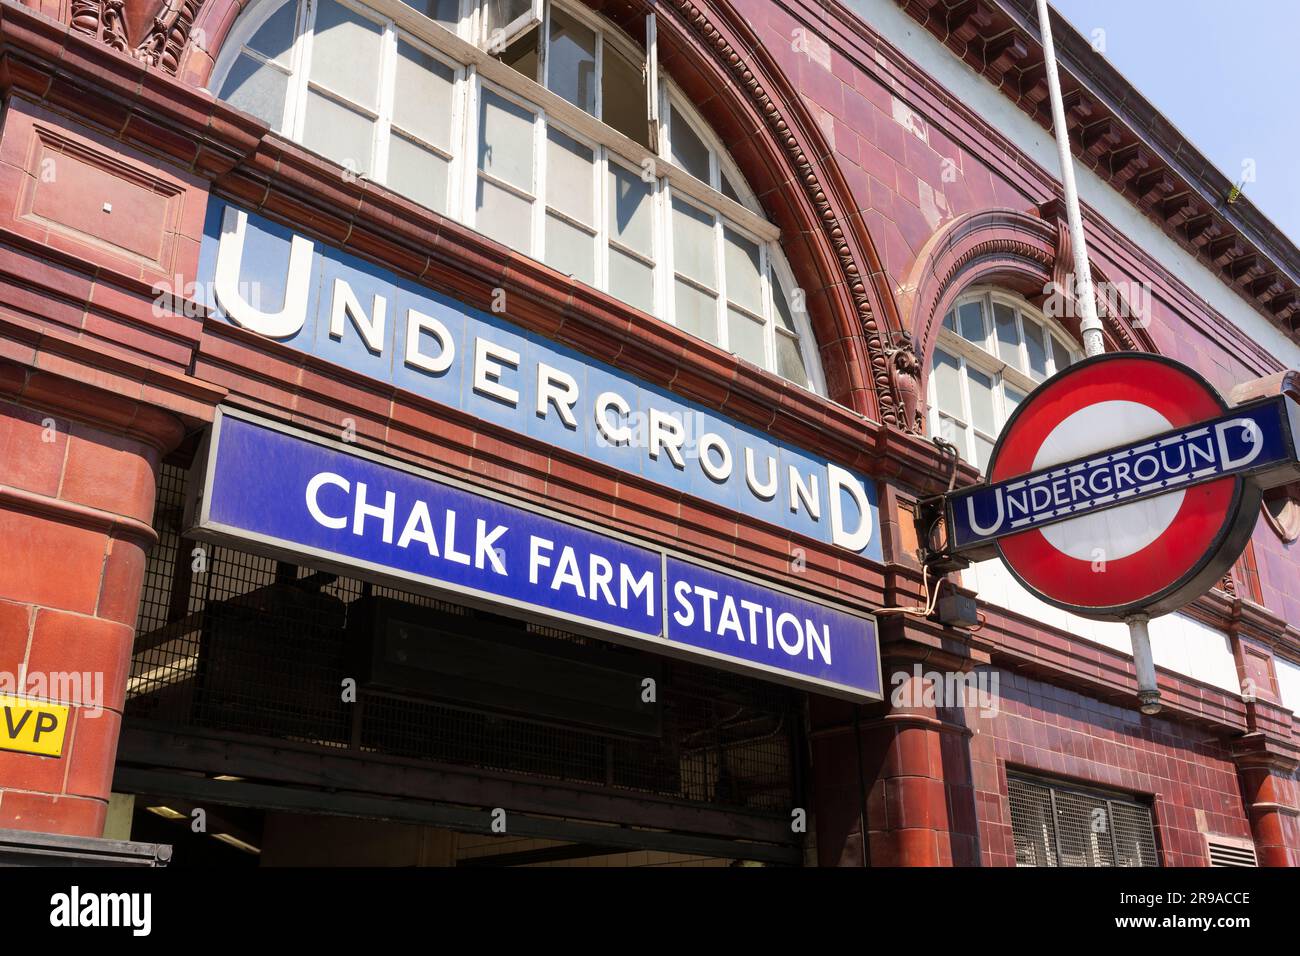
0 0 1298 870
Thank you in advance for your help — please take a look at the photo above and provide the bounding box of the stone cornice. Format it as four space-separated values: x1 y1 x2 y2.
0 310 226 439
890 0 1300 346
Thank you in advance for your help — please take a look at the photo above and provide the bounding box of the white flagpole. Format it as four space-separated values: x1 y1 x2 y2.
1037 0 1104 358
1036 0 1160 713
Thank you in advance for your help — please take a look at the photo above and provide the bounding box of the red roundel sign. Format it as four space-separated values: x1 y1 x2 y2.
948 353 1296 620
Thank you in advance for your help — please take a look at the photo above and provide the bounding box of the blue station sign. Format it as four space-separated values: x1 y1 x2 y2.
193 202 881 560
949 395 1300 553
187 411 882 701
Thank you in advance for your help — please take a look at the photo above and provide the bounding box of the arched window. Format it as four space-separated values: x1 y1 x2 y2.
927 289 1081 472
211 0 824 392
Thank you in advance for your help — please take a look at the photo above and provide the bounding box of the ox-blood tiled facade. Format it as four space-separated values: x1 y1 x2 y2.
0 0 1297 866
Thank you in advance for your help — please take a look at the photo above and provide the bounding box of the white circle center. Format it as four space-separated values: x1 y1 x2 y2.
1031 401 1183 562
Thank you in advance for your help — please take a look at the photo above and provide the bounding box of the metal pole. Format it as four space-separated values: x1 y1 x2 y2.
1036 0 1104 357
1037 0 1160 713
1126 615 1163 715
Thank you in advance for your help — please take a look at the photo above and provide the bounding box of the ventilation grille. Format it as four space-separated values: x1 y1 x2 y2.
1207 839 1257 867
1008 774 1159 867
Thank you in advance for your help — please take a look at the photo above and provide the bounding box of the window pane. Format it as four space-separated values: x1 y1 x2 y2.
310 0 382 109
937 414 967 454
720 172 742 204
246 2 297 65
478 89 534 192
400 0 461 29
601 44 648 148
993 302 1021 367
943 309 956 332
393 42 455 149
671 198 715 288
546 127 594 224
957 300 985 345
728 307 765 366
608 164 652 255
674 280 717 343
609 248 654 314
476 177 532 248
547 7 596 114
724 228 762 314
1023 318 1048 379
220 54 287 127
302 90 374 173
932 349 963 416
776 330 808 387
670 104 711 183
967 367 996 434
1051 336 1073 374
495 25 540 80
387 134 450 214
545 214 595 284
773 279 799 334
1005 385 1026 417
974 434 994 473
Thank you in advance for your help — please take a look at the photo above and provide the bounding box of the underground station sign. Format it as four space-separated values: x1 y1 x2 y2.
186 410 882 702
947 353 1300 619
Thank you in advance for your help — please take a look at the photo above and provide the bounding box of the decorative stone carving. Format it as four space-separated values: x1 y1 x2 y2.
903 208 1058 369
69 0 204 76
885 332 924 433
70 0 131 53
137 0 205 75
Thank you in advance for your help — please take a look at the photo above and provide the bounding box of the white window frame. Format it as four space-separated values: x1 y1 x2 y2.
541 118 603 287
605 152 663 316
662 87 763 216
663 189 723 346
467 76 546 255
210 0 826 393
768 252 826 393
473 0 544 54
386 30 469 218
928 288 1081 471
288 0 391 177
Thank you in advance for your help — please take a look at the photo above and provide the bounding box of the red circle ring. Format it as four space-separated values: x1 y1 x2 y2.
986 353 1255 619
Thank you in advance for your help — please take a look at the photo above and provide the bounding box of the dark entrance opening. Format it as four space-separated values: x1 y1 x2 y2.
116 463 809 866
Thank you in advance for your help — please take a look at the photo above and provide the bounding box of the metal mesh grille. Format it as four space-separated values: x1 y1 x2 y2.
1053 787 1115 867
128 463 800 816
1110 801 1159 867
1008 777 1057 867
1008 774 1158 867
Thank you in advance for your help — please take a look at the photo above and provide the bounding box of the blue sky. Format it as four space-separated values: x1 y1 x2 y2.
1053 0 1300 246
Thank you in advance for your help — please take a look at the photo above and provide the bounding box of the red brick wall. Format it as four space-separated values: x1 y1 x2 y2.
1251 518 1300 629
966 668 1251 867
0 397 175 835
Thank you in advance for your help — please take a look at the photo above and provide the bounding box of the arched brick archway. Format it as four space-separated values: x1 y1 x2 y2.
902 207 1157 388
178 0 905 424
